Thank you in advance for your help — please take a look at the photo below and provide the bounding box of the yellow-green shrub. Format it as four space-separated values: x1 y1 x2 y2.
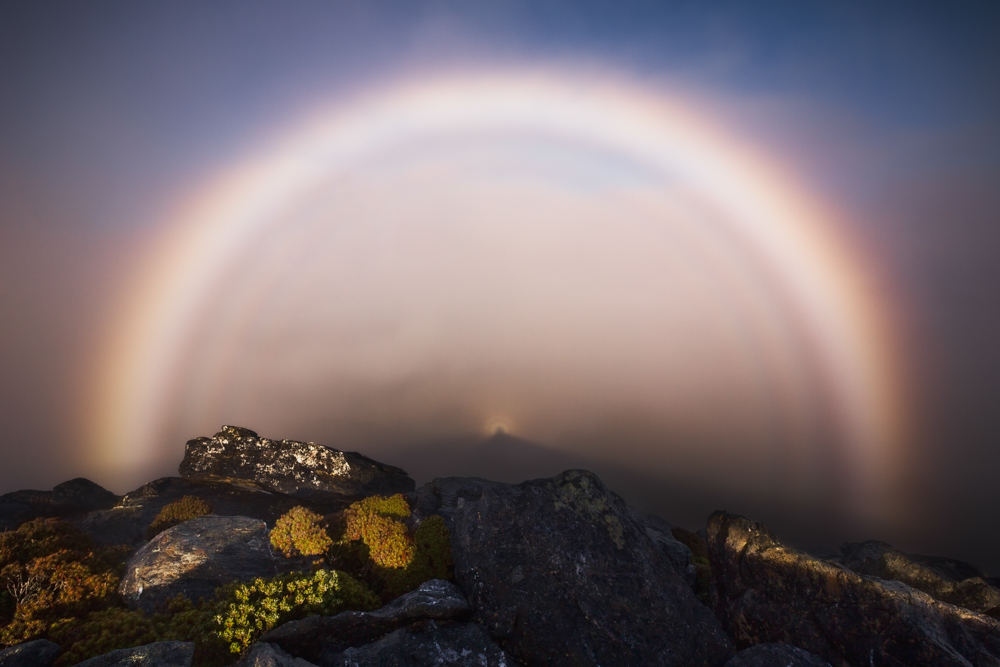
214 569 378 653
269 506 332 558
146 496 213 540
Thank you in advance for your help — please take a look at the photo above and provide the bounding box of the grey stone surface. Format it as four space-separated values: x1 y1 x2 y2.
119 515 281 612
841 539 1000 616
709 511 1000 667
0 640 60 667
449 469 733 666
0 479 118 530
236 643 317 667
179 426 415 503
724 643 831 667
325 621 508 667
262 579 471 662
70 641 193 667
627 505 695 586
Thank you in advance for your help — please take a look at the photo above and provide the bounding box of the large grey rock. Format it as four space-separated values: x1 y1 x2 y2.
449 469 733 666
325 621 507 667
841 539 1000 616
119 515 281 612
262 579 471 663
76 476 338 547
0 479 118 530
236 643 316 667
0 640 60 667
179 426 415 503
405 477 518 533
724 643 831 667
70 642 193 667
709 511 1000 667
628 505 695 586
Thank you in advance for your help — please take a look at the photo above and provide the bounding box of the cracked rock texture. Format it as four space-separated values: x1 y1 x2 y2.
119 515 281 612
180 426 415 503
235 643 317 667
709 510 1000 667
448 469 733 666
262 579 471 663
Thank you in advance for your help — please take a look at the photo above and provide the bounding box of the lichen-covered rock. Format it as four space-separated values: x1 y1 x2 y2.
119 515 281 612
179 426 415 503
0 479 118 530
448 469 733 666
0 639 60 667
262 579 471 663
76 476 331 547
235 643 317 667
325 621 508 667
723 643 831 667
709 511 1000 667
70 641 194 667
841 539 1000 616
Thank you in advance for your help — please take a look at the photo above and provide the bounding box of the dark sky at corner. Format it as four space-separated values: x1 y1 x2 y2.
1 1 1000 569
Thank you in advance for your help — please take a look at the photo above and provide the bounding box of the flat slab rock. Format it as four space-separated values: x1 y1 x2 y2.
449 469 733 666
262 579 471 663
709 511 1000 667
70 641 194 667
325 621 508 667
724 643 832 667
119 515 281 612
0 640 60 667
75 476 339 547
179 426 415 503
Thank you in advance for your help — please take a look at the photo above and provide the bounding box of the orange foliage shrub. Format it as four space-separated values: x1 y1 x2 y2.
269 506 333 558
146 496 213 539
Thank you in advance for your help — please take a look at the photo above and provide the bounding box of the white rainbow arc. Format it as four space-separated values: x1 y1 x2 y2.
88 71 906 516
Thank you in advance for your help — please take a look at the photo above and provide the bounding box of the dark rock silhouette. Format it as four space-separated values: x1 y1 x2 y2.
325 621 507 667
262 579 471 663
180 426 415 503
0 478 118 530
841 539 1000 616
448 469 733 666
119 515 281 612
0 639 60 667
76 476 338 547
709 510 1000 666
723 643 831 667
72 641 194 667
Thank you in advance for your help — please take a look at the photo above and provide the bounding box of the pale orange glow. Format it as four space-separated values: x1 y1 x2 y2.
86 71 908 519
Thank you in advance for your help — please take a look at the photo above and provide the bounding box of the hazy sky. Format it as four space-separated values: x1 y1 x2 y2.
2 2 999 569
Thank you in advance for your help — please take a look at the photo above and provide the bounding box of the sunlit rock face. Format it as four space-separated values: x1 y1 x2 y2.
708 511 1000 666
178 426 415 503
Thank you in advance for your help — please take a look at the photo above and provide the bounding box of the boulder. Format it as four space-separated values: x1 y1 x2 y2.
262 579 471 663
0 639 60 667
449 469 733 666
0 479 118 530
405 477 511 532
236 643 317 667
628 505 695 586
70 642 194 667
841 539 1000 616
708 511 1000 667
724 643 831 667
119 515 281 612
325 621 508 667
179 426 415 503
76 476 337 547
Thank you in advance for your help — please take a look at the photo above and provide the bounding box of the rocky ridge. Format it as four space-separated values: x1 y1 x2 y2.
0 425 996 667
